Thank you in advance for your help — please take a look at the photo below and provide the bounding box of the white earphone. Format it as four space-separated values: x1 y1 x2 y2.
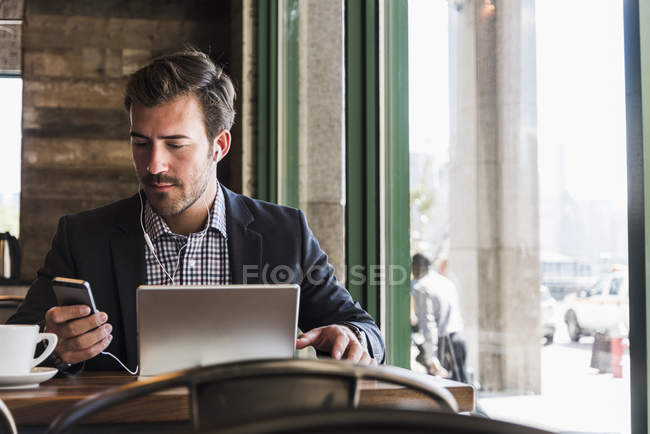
143 232 156 255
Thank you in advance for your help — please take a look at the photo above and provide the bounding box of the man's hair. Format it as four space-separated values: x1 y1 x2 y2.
412 253 431 277
124 49 236 144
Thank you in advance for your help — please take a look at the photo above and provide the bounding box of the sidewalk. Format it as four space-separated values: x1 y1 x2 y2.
410 331 631 433
479 337 630 434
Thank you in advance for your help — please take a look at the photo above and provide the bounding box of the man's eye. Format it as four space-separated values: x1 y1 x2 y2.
132 141 148 147
167 143 184 149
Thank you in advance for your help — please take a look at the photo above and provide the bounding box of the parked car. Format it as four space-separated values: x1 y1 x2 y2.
541 285 556 345
563 271 629 342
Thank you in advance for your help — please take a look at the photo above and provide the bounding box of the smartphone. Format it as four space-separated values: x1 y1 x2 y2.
52 277 98 314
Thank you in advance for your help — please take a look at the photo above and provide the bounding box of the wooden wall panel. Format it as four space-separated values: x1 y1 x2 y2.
23 107 129 139
22 15 224 51
22 138 132 169
25 0 222 20
22 167 137 199
20 0 235 279
23 50 126 79
23 78 126 109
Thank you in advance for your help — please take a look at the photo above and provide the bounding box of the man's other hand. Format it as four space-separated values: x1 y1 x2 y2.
44 305 112 365
296 324 377 365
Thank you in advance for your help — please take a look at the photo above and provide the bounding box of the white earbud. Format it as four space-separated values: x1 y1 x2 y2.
143 233 155 255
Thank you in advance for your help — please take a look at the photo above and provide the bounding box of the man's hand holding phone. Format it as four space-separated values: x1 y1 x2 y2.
44 305 112 365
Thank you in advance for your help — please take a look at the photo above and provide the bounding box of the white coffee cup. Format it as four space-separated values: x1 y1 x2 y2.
0 324 58 375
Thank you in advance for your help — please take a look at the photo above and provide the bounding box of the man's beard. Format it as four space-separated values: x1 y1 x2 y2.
140 160 214 218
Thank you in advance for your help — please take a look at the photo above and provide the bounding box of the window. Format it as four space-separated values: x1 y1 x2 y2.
408 0 630 432
0 76 22 237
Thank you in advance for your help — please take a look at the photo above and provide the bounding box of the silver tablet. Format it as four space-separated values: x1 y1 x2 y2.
137 284 300 376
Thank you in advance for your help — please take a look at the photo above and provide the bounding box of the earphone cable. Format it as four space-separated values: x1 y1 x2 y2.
101 351 139 375
138 189 177 285
138 187 214 285
169 195 211 282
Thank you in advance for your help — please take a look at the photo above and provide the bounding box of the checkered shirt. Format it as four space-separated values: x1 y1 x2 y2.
144 184 231 285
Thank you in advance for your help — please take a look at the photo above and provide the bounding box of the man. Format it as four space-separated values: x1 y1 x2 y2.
411 253 467 382
8 49 383 372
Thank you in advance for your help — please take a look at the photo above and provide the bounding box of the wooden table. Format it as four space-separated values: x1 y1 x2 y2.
1 372 475 427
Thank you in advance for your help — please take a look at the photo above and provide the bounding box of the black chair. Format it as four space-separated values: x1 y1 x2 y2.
47 359 459 434
215 408 557 434
0 296 23 324
0 398 17 434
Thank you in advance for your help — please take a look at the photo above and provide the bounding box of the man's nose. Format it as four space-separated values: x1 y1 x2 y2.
146 144 169 174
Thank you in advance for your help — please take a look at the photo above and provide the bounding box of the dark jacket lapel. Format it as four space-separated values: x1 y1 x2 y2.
110 193 146 369
222 185 263 284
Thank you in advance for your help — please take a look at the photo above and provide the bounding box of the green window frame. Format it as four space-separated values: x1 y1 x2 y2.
345 0 410 367
345 0 380 320
625 0 650 432
383 0 410 369
257 0 299 208
277 0 300 208
256 0 278 203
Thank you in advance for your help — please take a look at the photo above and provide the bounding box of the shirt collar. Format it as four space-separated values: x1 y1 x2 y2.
144 182 228 240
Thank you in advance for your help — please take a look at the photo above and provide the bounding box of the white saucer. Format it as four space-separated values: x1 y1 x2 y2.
0 367 58 389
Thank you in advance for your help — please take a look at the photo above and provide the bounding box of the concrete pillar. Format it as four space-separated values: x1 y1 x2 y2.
449 0 540 393
241 0 345 278
296 0 346 282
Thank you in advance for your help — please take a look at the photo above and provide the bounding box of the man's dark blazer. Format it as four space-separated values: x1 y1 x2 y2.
8 185 385 370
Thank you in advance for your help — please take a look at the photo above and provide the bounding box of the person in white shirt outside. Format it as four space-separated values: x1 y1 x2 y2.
411 253 468 383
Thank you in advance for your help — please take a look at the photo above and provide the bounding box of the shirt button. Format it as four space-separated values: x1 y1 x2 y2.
188 259 196 268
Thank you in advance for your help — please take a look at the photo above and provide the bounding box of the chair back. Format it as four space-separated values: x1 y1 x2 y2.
0 398 17 434
48 359 458 433
216 408 558 434
0 296 23 324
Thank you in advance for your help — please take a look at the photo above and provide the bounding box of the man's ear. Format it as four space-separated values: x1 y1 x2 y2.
213 130 231 163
